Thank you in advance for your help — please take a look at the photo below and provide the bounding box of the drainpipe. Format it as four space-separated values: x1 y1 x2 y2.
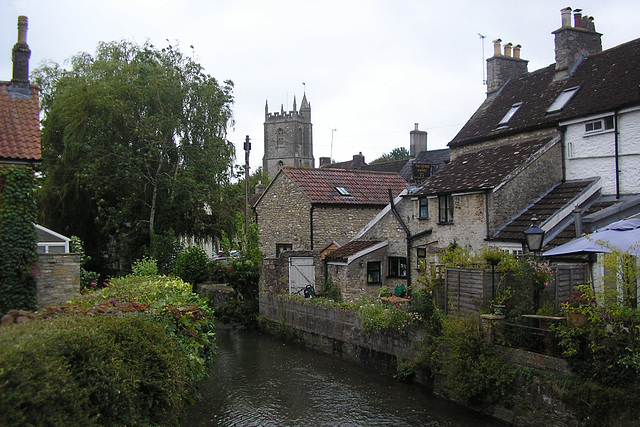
485 189 491 239
310 205 314 250
389 189 412 291
614 111 620 199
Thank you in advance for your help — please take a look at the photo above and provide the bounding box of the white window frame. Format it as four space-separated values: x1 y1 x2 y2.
584 116 615 135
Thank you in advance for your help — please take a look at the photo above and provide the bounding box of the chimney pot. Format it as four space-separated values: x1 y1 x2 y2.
504 43 513 57
11 15 32 91
414 123 419 131
574 11 583 28
493 39 502 56
561 7 572 27
513 44 521 59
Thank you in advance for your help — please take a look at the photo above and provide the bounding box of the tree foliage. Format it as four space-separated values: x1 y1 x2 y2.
369 147 410 164
33 40 236 273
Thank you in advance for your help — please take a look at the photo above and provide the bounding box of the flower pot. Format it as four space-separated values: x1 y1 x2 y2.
567 312 588 328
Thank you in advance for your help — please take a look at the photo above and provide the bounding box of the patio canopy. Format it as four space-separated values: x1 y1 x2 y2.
543 218 640 257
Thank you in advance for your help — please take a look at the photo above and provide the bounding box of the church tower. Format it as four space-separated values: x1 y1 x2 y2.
263 93 314 180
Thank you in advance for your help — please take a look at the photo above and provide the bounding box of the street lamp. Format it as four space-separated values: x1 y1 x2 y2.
524 216 545 253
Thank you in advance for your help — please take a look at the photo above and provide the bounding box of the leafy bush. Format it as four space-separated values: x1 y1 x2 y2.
0 314 191 426
323 277 343 302
439 314 515 404
359 300 416 335
173 246 209 287
130 255 159 277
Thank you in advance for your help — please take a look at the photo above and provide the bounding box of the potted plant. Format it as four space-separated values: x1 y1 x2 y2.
491 286 512 315
562 286 596 327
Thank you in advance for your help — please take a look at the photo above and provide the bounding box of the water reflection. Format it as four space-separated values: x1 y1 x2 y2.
186 324 504 426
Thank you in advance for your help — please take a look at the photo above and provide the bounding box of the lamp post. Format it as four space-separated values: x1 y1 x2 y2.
524 216 545 310
524 216 545 254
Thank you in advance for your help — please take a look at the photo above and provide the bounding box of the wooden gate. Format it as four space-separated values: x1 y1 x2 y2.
289 257 315 295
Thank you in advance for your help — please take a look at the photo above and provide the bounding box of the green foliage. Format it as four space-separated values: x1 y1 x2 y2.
358 299 417 335
173 246 210 286
369 147 410 164
439 315 516 404
70 236 101 290
214 256 261 327
150 229 182 275
323 277 343 302
0 167 38 314
130 255 159 277
34 40 236 274
0 314 191 426
438 241 477 268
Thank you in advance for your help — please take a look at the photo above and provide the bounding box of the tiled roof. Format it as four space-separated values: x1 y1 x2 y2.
361 159 407 174
0 82 41 161
414 135 555 196
494 180 597 241
546 200 616 248
450 37 640 148
324 240 383 261
283 167 407 205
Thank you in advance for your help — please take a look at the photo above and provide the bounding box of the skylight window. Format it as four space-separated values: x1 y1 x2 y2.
547 86 579 113
498 102 523 127
335 186 352 197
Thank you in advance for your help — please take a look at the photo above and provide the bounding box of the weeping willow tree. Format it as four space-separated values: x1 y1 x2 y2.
34 40 237 273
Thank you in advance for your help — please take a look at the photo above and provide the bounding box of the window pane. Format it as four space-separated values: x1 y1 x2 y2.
419 198 428 218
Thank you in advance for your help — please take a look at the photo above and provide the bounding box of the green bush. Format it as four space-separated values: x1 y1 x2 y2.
0 314 190 426
439 314 515 404
359 300 416 335
173 246 209 287
130 255 159 277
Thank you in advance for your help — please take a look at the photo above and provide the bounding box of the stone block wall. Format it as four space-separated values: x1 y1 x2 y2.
36 253 80 308
312 205 383 250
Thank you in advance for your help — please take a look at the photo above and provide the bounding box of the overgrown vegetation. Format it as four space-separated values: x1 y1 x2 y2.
0 275 215 425
0 167 38 314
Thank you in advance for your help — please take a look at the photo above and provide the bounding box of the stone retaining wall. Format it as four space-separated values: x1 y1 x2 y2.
36 253 80 308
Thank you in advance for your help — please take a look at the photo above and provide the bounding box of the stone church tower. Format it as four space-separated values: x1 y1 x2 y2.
263 93 314 180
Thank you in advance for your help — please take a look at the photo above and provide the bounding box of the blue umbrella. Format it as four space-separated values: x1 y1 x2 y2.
543 218 640 257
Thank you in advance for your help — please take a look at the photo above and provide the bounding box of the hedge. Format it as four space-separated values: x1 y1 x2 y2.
0 276 216 425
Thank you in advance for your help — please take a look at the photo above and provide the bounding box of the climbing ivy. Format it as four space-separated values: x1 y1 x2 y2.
0 166 38 314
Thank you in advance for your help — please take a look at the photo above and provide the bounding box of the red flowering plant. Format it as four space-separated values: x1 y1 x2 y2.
562 285 597 315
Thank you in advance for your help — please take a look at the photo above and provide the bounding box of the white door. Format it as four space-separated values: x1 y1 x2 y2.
289 257 315 296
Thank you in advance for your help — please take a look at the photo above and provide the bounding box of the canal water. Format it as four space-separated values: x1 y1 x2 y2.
186 324 505 426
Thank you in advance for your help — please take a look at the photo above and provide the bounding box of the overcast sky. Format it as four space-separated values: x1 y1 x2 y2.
2 0 639 174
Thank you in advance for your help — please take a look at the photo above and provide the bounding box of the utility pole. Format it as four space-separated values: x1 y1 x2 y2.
244 135 251 247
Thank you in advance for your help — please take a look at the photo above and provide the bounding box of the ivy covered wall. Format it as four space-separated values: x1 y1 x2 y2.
0 166 38 314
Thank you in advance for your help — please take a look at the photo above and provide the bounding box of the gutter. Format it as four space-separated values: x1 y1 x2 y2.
310 205 314 250
614 111 620 199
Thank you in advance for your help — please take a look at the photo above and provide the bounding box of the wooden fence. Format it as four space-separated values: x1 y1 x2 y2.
444 263 589 315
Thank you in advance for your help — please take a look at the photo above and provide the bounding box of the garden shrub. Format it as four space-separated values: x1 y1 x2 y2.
0 313 191 426
214 257 261 327
130 255 159 277
439 314 515 404
359 300 416 335
173 246 209 287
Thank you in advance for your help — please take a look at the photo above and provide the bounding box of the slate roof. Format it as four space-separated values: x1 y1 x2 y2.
324 240 384 261
0 82 41 162
493 180 597 242
450 37 640 148
280 167 407 205
398 149 450 182
414 135 556 196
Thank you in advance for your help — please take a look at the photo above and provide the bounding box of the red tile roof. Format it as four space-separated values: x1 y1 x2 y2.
282 167 407 205
0 82 41 161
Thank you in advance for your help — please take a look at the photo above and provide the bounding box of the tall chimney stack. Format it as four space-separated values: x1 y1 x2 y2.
552 7 602 79
486 40 528 97
11 16 31 92
410 123 427 158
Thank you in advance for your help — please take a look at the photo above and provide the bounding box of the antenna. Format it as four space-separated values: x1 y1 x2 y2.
330 128 337 161
478 33 487 86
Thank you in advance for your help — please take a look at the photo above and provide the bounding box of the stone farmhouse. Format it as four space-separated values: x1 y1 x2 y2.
254 167 406 295
323 7 640 296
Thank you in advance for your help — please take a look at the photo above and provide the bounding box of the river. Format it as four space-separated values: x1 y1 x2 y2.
185 324 505 426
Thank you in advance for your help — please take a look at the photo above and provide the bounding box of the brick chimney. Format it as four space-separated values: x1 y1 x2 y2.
552 7 602 79
486 39 528 97
319 157 331 167
11 16 31 93
351 152 365 169
410 123 427 158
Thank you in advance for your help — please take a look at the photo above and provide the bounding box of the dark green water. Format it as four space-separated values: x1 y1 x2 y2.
186 324 506 426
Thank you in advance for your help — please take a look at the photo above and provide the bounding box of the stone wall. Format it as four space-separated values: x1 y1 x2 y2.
259 250 325 296
256 173 311 257
259 293 419 375
312 205 383 250
36 253 80 308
